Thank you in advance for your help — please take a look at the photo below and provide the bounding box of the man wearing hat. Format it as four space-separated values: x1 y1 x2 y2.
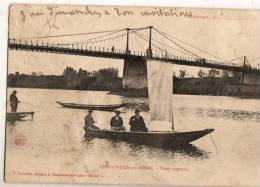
84 109 99 130
10 90 20 112
129 109 148 132
110 110 125 131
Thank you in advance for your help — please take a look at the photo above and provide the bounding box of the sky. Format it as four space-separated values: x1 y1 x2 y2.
7 4 260 77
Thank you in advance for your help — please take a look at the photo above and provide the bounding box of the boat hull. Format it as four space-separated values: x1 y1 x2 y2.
84 128 214 147
56 101 125 111
6 112 34 121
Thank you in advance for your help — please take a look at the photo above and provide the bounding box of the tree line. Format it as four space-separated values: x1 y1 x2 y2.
8 67 248 97
177 68 242 82
7 67 122 91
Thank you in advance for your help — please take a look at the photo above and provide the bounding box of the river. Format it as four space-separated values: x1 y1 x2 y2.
5 88 260 186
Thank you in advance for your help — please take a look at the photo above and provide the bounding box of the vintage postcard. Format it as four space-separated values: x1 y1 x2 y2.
4 3 260 186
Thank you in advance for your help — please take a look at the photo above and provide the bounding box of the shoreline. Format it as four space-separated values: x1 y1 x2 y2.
7 85 260 99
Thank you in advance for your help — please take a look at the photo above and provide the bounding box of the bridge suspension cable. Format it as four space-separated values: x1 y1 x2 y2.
39 27 152 51
23 28 126 39
153 28 202 58
136 31 194 57
67 31 127 46
24 26 151 40
61 29 125 45
226 56 246 66
72 27 150 45
132 30 166 54
228 56 244 62
154 27 226 61
248 56 260 63
128 30 145 54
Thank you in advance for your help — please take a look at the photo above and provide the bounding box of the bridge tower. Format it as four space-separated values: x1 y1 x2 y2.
122 27 153 94
125 28 130 54
240 56 246 83
146 26 153 58
241 56 260 85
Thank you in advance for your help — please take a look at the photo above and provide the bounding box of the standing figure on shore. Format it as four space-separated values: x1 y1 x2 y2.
84 109 99 130
129 109 148 132
110 110 125 131
10 90 20 112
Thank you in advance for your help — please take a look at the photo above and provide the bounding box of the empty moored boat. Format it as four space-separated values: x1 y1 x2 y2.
6 112 34 121
56 101 125 111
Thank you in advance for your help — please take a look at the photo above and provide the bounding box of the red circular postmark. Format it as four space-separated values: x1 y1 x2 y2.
15 134 27 146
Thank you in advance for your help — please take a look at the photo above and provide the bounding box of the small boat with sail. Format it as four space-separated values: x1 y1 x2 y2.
6 112 34 121
56 101 125 111
84 59 214 147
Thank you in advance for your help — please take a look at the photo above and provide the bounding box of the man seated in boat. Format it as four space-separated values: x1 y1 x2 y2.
110 110 125 131
85 109 99 130
129 109 148 132
10 90 20 112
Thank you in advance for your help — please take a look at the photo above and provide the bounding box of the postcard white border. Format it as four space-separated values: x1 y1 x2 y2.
1 0 260 187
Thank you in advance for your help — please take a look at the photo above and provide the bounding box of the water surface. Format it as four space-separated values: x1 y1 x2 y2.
5 88 260 186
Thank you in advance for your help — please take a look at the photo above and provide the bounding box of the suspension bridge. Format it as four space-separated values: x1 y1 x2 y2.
8 26 260 89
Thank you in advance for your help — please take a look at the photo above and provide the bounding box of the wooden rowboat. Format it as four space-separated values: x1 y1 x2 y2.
6 112 34 121
84 127 214 147
56 101 125 111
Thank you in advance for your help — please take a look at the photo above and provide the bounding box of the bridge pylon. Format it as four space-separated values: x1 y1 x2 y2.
146 26 153 58
240 56 246 83
125 28 131 54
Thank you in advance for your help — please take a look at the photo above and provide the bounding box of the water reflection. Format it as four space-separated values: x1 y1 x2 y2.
124 102 149 112
82 137 209 161
7 121 16 126
177 107 260 122
196 108 260 122
124 102 260 122
6 121 17 134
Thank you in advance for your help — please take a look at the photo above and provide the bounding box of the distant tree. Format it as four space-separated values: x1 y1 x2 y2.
221 70 230 79
231 71 242 83
198 69 205 79
62 66 77 78
78 68 88 76
244 64 252 69
179 69 187 79
90 71 98 77
97 68 119 80
62 66 78 88
7 67 122 91
208 68 220 78
31 72 37 76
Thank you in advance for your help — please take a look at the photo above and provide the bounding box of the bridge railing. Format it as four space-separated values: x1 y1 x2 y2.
8 38 150 58
8 38 260 73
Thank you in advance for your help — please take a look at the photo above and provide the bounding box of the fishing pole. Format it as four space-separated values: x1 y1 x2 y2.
210 133 219 154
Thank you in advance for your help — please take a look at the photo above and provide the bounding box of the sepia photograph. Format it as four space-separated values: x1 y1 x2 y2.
4 3 260 186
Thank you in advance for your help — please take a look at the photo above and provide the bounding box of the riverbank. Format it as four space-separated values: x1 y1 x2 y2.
7 73 260 98
174 77 260 98
110 77 260 98
7 69 122 92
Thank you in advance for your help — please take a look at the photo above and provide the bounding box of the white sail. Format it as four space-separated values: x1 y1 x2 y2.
147 60 174 131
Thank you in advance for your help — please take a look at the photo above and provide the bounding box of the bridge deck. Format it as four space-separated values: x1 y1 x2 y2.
8 40 260 74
